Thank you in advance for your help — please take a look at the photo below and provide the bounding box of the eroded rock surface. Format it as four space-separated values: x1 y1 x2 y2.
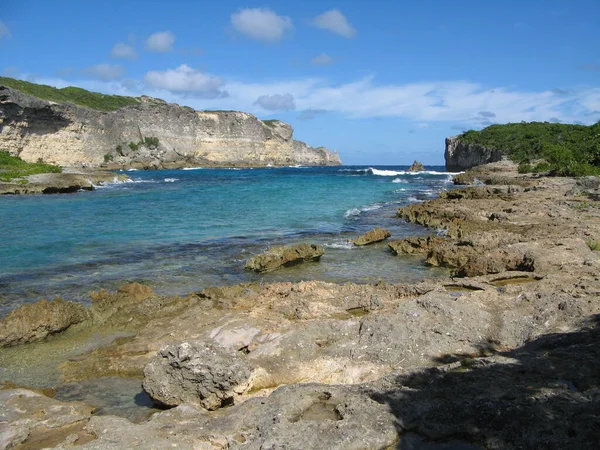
245 243 325 272
0 298 89 347
142 341 252 410
353 227 391 246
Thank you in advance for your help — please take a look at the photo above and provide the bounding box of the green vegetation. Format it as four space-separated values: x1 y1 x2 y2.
0 76 140 112
128 137 159 152
587 240 600 251
0 150 61 182
104 153 114 163
459 121 600 177
262 119 280 129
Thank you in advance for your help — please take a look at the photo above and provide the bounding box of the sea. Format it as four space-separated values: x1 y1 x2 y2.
0 165 457 317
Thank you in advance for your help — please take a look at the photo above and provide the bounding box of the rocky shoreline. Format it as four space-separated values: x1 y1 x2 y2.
0 170 130 195
1 161 599 449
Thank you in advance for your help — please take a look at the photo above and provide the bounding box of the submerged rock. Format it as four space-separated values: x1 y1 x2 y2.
408 160 425 172
142 341 252 410
0 298 89 347
245 243 325 272
353 228 391 246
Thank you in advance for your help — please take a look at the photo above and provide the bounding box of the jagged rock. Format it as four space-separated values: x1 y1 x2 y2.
0 298 89 347
353 228 391 246
408 160 425 172
245 243 325 272
388 236 445 255
445 136 504 171
142 341 252 410
0 84 341 168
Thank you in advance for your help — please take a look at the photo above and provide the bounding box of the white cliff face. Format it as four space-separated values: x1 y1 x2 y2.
0 87 342 168
445 136 504 172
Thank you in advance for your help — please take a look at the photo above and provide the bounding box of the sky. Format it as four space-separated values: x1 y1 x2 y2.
1 0 599 165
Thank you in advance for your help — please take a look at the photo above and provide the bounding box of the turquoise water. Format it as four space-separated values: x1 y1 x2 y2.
0 165 455 316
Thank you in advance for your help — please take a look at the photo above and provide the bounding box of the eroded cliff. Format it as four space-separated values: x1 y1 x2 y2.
445 135 503 171
0 85 341 168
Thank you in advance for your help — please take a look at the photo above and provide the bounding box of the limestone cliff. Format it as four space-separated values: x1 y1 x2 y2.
0 85 341 168
445 135 504 172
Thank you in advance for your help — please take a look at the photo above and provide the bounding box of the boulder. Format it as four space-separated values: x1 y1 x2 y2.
0 298 89 347
353 228 391 246
408 160 425 172
245 243 325 272
142 341 252 410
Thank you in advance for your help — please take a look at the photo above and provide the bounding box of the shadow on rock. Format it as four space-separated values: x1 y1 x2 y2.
368 314 600 450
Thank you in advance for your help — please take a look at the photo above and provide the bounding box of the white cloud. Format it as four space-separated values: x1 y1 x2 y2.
254 93 296 111
311 53 334 66
144 64 226 98
0 20 11 39
230 8 292 43
82 64 124 81
145 31 175 52
312 10 356 38
111 42 137 59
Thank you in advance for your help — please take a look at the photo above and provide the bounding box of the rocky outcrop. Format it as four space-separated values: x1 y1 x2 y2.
0 298 89 347
143 341 252 410
245 243 325 272
0 171 129 195
352 228 391 246
0 85 341 168
407 160 425 172
445 135 504 171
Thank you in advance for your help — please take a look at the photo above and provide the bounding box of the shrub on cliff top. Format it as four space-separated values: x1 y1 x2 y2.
0 76 140 112
459 121 600 177
0 151 62 181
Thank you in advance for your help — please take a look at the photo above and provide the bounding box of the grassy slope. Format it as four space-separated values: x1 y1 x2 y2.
0 76 140 112
458 122 600 176
0 151 62 182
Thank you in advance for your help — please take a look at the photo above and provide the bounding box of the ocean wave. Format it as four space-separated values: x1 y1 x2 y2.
182 167 203 171
324 240 355 250
341 167 460 177
344 203 384 218
126 168 139 172
164 178 179 183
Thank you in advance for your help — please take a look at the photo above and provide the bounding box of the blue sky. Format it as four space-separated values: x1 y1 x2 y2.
1 0 599 165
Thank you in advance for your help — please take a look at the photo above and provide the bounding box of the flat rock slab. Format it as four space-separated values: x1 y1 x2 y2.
245 243 325 272
353 227 391 246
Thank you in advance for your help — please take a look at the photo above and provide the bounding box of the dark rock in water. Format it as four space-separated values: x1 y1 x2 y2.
353 228 391 246
408 160 425 172
142 340 252 410
245 243 325 272
0 298 89 347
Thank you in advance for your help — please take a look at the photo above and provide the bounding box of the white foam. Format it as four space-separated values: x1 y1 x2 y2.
182 167 203 171
344 203 383 218
324 240 355 250
164 178 178 183
126 168 138 172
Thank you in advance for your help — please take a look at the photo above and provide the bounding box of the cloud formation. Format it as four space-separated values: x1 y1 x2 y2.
311 53 334 66
146 31 175 52
144 64 226 98
0 20 10 39
111 42 137 59
312 10 356 38
297 109 327 120
254 93 296 111
82 64 124 81
231 8 292 43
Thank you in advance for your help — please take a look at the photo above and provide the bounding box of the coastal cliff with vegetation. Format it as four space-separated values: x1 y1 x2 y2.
446 121 600 175
0 77 341 169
